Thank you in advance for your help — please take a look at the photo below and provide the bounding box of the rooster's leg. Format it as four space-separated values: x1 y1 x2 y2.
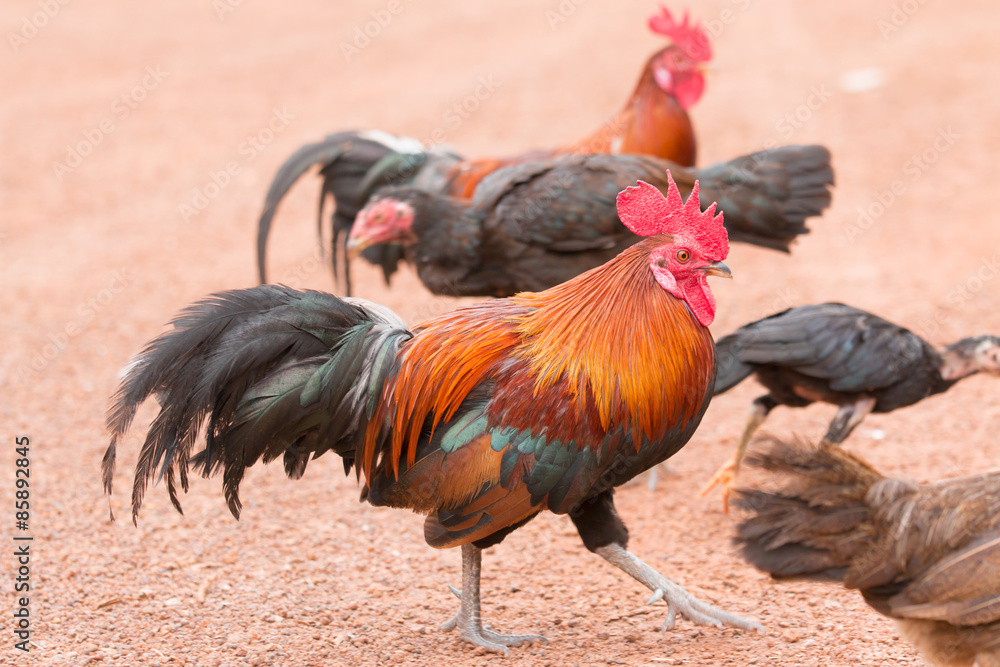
440 543 546 655
573 491 762 633
823 396 876 444
701 395 777 510
595 542 763 632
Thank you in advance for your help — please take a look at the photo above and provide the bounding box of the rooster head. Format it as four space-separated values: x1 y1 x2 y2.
347 196 416 258
616 172 730 326
648 6 711 110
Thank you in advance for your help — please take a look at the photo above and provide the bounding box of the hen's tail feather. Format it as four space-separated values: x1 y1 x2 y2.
258 131 434 290
103 285 411 523
696 145 834 252
712 332 757 395
257 137 360 283
732 437 882 580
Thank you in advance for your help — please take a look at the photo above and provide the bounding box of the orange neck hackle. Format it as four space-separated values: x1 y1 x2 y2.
510 238 716 446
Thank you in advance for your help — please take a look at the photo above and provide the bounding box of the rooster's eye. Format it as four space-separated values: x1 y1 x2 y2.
676 250 690 262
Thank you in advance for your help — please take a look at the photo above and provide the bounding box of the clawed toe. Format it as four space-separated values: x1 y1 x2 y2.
479 626 547 647
648 584 762 632
701 461 739 512
441 568 546 656
443 618 545 655
596 543 763 636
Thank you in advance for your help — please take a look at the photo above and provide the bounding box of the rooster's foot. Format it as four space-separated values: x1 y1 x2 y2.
440 606 545 654
596 542 763 633
442 545 546 655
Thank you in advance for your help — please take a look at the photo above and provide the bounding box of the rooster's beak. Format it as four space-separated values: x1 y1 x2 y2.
346 237 370 260
700 261 732 279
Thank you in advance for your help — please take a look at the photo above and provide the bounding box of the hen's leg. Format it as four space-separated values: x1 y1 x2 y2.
701 395 777 511
571 491 762 633
823 395 876 444
440 543 545 655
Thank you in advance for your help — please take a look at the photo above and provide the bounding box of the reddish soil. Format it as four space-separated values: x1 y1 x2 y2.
3 1 999 665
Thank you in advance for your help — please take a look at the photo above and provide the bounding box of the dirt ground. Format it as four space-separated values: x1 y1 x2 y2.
3 0 999 665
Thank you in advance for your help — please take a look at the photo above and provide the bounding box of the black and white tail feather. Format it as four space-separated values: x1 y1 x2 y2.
102 285 410 523
255 129 460 292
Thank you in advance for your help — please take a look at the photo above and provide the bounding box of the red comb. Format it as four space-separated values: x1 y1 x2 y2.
648 6 712 63
616 173 728 260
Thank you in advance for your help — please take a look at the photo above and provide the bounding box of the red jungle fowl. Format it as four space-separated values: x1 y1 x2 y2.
104 175 761 655
255 6 713 289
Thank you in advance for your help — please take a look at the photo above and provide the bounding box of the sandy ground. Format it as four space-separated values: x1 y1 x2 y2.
3 0 1000 665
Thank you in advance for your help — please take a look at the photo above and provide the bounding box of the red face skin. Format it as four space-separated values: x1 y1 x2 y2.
616 177 729 327
647 234 730 327
347 199 415 255
652 47 706 111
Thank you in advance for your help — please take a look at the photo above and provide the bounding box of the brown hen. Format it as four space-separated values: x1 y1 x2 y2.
734 437 1000 667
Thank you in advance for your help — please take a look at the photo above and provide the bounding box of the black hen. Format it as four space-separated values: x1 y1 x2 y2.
733 437 1000 667
703 303 1000 507
348 146 834 297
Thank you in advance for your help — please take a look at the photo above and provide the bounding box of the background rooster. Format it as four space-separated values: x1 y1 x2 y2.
733 437 1000 667
103 177 761 655
255 6 711 289
346 146 833 297
701 303 1000 508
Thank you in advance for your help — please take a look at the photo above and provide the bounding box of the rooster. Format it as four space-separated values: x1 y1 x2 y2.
701 303 1000 509
733 437 1000 667
346 146 833 297
255 6 711 289
103 176 761 655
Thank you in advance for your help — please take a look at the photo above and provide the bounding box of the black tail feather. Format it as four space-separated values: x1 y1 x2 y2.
103 285 410 522
257 137 359 283
258 130 436 292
